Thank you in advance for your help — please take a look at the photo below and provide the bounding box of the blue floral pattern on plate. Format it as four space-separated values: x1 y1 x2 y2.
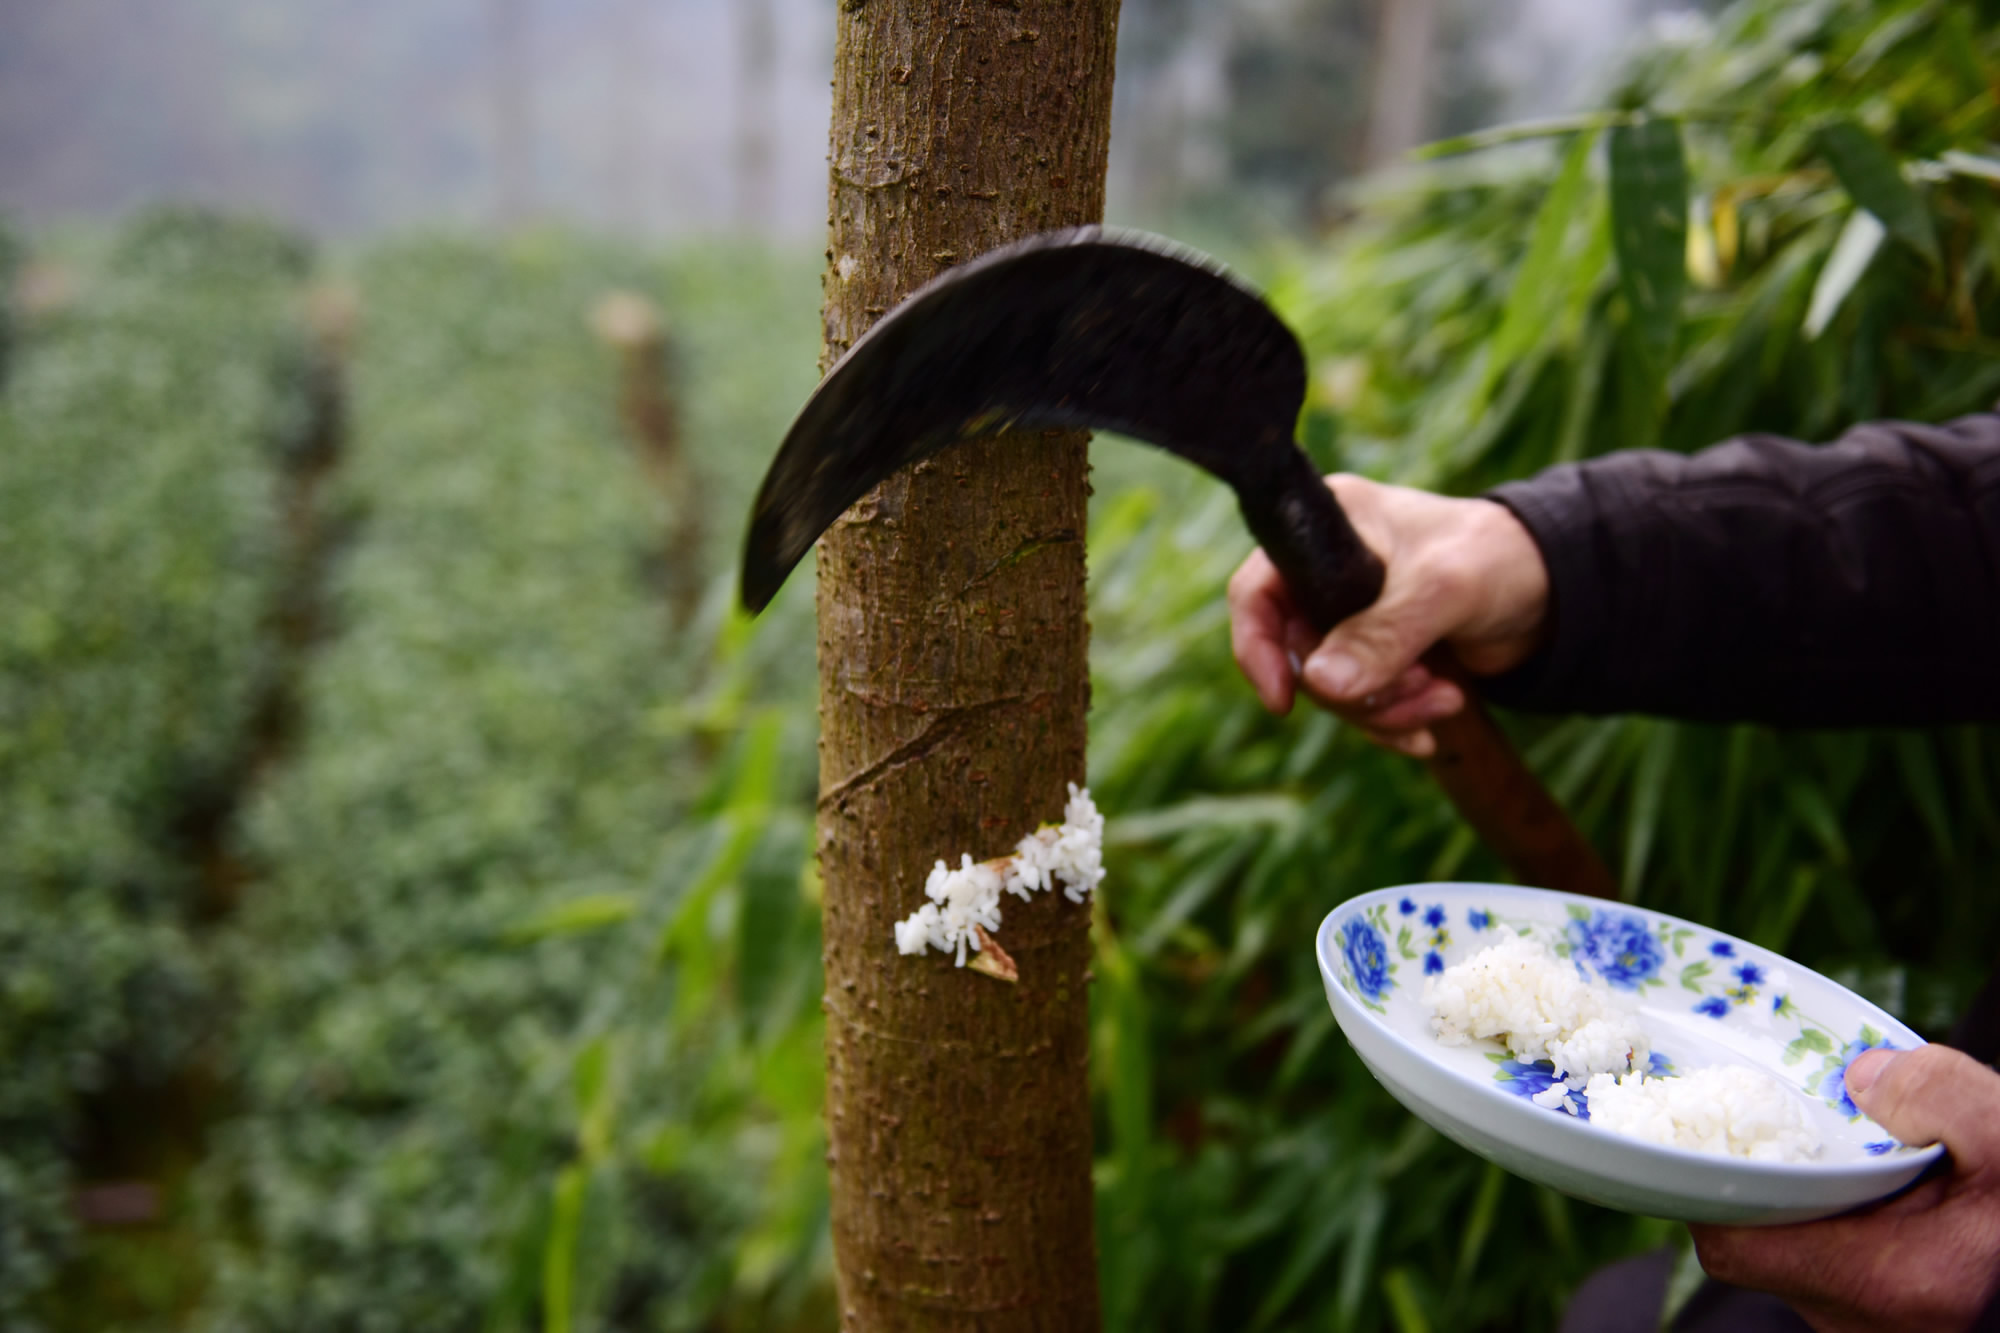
1319 883 1943 1213
1564 908 1665 989
1391 900 1458 979
1491 1049 1674 1121
1815 1033 1899 1119
1336 905 1395 1012
1491 1056 1591 1119
1472 899 1911 1131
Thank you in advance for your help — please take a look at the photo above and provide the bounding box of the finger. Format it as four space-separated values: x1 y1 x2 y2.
1689 1170 1977 1333
1302 661 1428 716
1358 679 1465 733
1366 663 1435 711
1302 616 1425 703
1228 550 1297 714
1363 726 1436 759
1283 617 1321 668
1848 1045 2000 1170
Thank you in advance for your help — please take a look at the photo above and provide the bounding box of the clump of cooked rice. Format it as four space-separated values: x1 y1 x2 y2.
1423 934 1650 1099
1584 1066 1822 1162
893 783 1105 965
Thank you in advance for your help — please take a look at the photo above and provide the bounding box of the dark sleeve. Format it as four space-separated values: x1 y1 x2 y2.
1480 413 2000 726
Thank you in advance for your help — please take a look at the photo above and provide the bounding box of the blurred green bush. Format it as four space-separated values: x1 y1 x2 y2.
493 3 2000 1329
1087 0 2000 1327
5 2 1995 1330
0 209 311 1327
193 236 829 1333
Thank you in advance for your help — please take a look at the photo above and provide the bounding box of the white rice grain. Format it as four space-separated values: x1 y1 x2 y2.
1423 934 1649 1085
1584 1066 1822 1162
893 783 1105 964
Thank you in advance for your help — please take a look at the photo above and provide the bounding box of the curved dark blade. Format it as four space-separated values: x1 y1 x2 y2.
740 227 1307 612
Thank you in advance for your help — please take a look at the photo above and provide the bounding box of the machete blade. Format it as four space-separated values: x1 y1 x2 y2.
739 226 1306 613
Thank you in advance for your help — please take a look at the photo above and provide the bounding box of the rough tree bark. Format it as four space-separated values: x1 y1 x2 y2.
489 0 535 228
815 2 1121 1328
590 290 702 624
735 0 778 228
1362 0 1438 169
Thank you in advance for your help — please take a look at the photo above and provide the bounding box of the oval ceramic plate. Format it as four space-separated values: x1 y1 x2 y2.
1316 882 1944 1225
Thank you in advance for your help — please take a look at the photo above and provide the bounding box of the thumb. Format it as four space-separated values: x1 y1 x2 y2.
1301 600 1439 703
1847 1044 2000 1169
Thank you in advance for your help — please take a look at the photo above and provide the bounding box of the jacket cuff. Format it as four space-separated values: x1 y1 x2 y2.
1479 470 1608 714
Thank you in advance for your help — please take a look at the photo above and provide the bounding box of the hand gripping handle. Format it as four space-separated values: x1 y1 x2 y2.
1238 445 1618 900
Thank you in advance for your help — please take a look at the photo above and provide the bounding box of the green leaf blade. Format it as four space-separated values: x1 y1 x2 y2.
1608 116 1689 369
1816 118 1940 267
1486 129 1602 396
1803 208 1887 342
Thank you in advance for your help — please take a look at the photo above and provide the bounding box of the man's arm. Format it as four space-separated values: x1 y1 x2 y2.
1227 412 2000 749
1485 413 2000 725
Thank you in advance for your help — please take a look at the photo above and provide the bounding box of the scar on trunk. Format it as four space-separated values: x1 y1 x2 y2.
953 527 1079 599
818 691 1046 808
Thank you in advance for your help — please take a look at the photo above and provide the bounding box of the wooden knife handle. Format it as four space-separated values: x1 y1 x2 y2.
1240 444 1617 900
1421 650 1618 899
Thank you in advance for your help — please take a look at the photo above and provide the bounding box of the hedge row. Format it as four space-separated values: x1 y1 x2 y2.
196 237 768 1330
0 210 311 1326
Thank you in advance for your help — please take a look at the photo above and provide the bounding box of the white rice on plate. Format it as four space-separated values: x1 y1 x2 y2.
1423 933 1822 1162
1423 934 1650 1090
1585 1066 1822 1163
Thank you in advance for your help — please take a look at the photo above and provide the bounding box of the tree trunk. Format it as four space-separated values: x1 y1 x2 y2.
1362 0 1438 170
603 0 649 233
815 3 1121 1329
735 0 778 228
490 0 535 228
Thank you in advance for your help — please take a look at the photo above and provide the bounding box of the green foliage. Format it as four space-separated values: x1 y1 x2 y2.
8 4 1996 1330
1084 0 2000 1327
0 208 309 1327
1607 116 1688 447
505 4 2000 1326
195 235 830 1332
1815 118 1940 267
196 237 677 1330
0 217 20 388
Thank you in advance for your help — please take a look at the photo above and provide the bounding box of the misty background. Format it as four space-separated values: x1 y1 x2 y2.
0 0 1711 243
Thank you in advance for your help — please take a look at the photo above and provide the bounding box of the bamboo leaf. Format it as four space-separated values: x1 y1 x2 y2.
1940 149 2000 184
737 820 806 1037
573 1036 617 1161
1783 777 1850 863
1487 129 1601 395
1105 793 1302 846
1609 116 1689 371
1751 866 1822 955
1248 1175 1352 1330
542 1165 587 1333
1455 1163 1506 1284
1687 194 1723 289
1892 734 1956 860
1093 907 1154 1198
1803 208 1886 339
1612 293 1668 451
1383 1265 1433 1333
505 893 638 945
1416 111 1630 160
1816 118 1940 266
1622 722 1679 900
656 713 784 964
1534 1186 1576 1260
1134 836 1257 956
1336 1184 1388 1331
655 815 759 966
1275 1010 1336 1091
